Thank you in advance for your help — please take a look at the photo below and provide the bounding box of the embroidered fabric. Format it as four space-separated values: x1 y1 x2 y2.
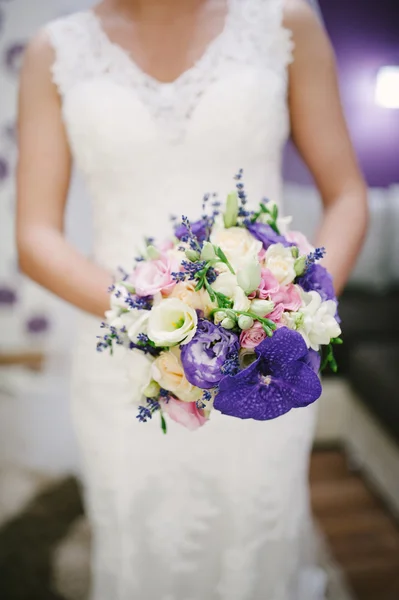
44 1 326 598
47 0 293 142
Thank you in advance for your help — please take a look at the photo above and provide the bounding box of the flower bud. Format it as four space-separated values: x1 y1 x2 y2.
221 317 236 330
201 241 217 262
224 309 237 321
185 249 201 262
238 315 254 331
290 246 299 259
214 310 227 325
146 245 161 260
294 256 307 276
143 380 161 399
237 260 261 294
250 299 275 317
223 191 239 228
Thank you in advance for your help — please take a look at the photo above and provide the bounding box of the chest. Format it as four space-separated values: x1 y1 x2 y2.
48 0 294 161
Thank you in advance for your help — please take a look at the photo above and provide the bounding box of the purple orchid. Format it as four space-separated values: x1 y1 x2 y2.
214 327 322 421
301 348 321 374
175 218 208 244
181 320 239 389
246 222 293 250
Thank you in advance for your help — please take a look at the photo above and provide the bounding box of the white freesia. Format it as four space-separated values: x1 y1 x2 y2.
105 284 132 327
285 290 341 351
210 226 262 271
265 243 296 286
147 298 198 347
233 286 251 312
250 299 275 317
120 310 150 343
110 284 131 311
276 215 293 236
237 259 261 294
126 351 153 403
211 268 238 297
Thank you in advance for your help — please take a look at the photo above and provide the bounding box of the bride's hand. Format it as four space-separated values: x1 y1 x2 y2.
16 32 112 318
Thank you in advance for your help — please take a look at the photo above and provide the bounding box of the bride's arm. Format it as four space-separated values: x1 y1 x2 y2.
16 33 112 317
285 0 369 295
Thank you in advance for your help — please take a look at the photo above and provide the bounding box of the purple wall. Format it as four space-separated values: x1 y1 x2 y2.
283 0 399 187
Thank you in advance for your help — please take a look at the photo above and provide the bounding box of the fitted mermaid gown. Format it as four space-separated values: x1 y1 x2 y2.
46 1 325 598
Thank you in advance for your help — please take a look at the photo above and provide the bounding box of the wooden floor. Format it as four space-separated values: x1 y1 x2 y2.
310 450 399 600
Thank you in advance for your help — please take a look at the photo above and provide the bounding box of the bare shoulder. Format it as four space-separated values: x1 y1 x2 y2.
22 29 55 75
283 0 333 63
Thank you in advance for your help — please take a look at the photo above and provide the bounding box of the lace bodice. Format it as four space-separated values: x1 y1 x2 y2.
48 1 293 142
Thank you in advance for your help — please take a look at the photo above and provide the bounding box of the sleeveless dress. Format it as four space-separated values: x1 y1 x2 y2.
46 2 325 599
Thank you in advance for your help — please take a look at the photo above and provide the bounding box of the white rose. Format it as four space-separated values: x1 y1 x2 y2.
210 227 262 271
295 290 341 351
147 298 198 347
265 243 296 286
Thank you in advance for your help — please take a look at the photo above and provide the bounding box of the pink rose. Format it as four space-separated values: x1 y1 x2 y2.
270 284 302 312
257 268 280 300
286 231 314 255
240 321 267 349
157 239 174 253
161 397 208 431
132 256 177 297
266 303 284 323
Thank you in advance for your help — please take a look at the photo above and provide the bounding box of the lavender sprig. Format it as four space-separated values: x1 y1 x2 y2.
136 398 161 423
306 247 326 269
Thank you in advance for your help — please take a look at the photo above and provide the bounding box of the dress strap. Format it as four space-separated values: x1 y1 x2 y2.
45 12 100 97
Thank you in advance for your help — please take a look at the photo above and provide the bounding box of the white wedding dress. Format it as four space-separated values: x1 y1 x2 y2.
46 1 325 599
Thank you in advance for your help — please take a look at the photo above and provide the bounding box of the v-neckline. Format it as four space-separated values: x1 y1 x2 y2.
87 1 233 89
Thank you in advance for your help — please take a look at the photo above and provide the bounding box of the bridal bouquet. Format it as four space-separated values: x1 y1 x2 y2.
97 171 342 433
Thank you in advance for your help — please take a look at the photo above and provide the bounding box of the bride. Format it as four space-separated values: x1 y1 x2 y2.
16 0 368 598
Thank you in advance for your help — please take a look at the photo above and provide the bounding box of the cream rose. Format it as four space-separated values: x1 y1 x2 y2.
210 227 262 271
147 298 198 347
169 281 217 317
264 243 296 286
151 347 203 403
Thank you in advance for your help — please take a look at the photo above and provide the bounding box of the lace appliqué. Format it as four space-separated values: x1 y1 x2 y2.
46 0 293 144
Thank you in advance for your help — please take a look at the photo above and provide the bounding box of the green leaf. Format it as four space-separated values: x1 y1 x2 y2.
160 413 167 435
195 278 205 292
263 324 274 337
215 291 234 309
223 191 239 228
204 278 216 302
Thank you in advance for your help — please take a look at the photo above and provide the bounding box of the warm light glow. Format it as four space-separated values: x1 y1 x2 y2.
375 66 399 109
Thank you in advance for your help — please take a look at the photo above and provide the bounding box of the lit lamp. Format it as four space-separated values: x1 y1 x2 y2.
375 66 399 109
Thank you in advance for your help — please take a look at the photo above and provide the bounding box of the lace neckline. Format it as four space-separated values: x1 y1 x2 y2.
86 0 234 89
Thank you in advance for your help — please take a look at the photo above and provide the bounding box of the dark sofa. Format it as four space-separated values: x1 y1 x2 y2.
330 287 399 445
